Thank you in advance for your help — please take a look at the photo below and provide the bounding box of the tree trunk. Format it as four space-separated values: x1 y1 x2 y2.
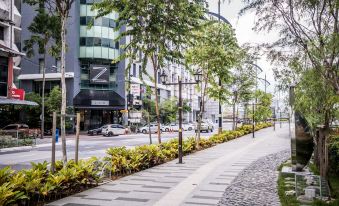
41 42 47 139
151 55 161 144
196 76 208 149
232 101 236 130
235 104 239 129
60 15 67 164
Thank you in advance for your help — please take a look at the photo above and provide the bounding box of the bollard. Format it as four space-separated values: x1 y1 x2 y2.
55 128 59 143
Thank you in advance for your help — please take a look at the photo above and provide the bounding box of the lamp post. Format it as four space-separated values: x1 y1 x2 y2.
160 70 202 164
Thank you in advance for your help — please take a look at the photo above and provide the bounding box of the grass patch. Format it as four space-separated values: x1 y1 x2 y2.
278 173 300 206
329 174 339 199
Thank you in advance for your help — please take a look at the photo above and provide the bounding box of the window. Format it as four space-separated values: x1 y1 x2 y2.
102 18 109 27
55 59 61 72
109 19 115 28
158 71 161 84
94 17 102 26
86 16 93 25
93 37 101 46
0 27 4 41
102 38 110 47
39 58 44 74
86 37 93 46
80 37 86 46
115 41 119 49
133 63 136 77
80 17 87 25
139 65 141 76
0 57 8 97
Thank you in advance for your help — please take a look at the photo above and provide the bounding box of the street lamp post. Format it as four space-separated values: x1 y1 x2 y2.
160 70 202 164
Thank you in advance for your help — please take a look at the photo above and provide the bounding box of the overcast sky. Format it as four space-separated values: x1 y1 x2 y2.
207 0 280 95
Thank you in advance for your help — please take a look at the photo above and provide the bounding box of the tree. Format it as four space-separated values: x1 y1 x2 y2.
159 98 192 124
248 90 273 122
23 6 61 139
228 64 256 130
93 0 207 144
25 0 74 164
185 21 241 147
241 0 339 95
45 86 62 113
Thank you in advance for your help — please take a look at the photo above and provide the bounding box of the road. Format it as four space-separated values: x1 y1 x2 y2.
0 123 233 170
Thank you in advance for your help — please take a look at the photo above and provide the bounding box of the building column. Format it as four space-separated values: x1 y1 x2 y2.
7 56 13 98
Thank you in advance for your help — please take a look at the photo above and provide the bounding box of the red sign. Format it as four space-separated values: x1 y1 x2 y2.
11 88 25 100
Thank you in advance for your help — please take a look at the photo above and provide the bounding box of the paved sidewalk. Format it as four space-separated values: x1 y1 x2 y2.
49 125 290 206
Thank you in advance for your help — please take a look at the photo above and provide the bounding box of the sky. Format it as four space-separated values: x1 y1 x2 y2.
207 0 280 95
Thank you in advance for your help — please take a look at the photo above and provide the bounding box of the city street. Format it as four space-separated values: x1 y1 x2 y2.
0 123 233 170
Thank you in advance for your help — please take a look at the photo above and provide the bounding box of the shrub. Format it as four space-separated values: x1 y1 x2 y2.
0 122 272 205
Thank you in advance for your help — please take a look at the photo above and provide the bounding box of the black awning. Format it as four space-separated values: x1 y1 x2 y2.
73 90 125 109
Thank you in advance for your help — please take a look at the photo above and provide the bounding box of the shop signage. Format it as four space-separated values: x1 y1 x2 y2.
90 65 109 84
11 88 25 100
133 99 142 106
91 100 109 106
120 109 128 113
130 84 140 96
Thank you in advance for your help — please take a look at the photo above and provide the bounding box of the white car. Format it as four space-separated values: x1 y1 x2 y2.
138 124 163 134
194 120 214 133
164 123 193 131
162 124 173 132
183 123 194 131
103 124 127 136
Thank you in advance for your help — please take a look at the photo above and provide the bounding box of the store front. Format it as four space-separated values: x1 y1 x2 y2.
73 89 125 131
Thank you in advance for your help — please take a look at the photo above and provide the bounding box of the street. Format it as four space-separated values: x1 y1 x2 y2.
0 123 233 170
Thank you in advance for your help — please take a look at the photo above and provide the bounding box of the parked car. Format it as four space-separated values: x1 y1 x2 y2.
0 124 40 138
103 124 127 136
162 124 172 132
183 123 194 131
194 120 214 133
138 124 163 134
88 125 108 136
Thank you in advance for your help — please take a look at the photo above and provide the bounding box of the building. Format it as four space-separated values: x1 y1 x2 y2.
19 1 126 130
0 0 24 99
127 58 202 124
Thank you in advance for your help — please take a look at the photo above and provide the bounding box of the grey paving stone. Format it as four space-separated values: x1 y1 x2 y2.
115 197 149 202
62 204 100 206
142 185 171 189
82 197 112 201
100 189 130 193
184 201 216 205
192 195 221 200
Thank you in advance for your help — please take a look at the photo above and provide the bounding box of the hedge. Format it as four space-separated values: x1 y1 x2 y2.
0 122 272 206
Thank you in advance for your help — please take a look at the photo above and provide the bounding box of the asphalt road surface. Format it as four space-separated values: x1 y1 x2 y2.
0 123 233 170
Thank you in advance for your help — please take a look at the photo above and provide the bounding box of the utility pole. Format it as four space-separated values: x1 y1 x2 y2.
178 76 183 164
252 103 255 138
161 71 201 164
218 0 223 134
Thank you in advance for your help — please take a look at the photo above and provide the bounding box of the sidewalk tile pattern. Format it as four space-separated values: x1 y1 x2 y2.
49 126 290 206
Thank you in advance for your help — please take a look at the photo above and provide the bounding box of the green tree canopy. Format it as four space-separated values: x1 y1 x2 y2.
93 0 207 143
45 86 62 113
248 90 273 122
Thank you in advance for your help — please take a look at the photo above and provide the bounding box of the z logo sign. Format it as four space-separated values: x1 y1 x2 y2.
90 66 109 84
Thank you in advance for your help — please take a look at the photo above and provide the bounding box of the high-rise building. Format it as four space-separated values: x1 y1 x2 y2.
19 1 126 130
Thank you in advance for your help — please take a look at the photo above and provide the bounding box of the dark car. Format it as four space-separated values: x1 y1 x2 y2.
87 125 108 136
